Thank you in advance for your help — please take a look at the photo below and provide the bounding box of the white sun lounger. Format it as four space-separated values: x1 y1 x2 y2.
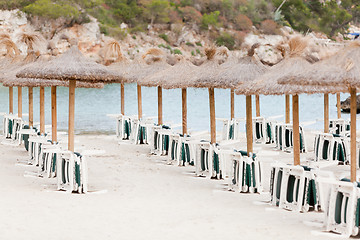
57 151 88 194
322 179 360 237
217 118 241 141
329 119 350 136
228 151 262 193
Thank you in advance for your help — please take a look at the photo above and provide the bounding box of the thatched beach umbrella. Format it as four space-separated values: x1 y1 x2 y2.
188 47 231 144
213 44 268 129
17 45 122 151
278 41 360 181
107 58 135 116
193 46 268 153
190 47 240 120
135 51 184 126
239 37 332 140
126 48 169 121
104 41 136 117
141 58 199 134
237 37 348 165
0 36 21 115
0 51 45 130
237 82 346 165
15 31 45 119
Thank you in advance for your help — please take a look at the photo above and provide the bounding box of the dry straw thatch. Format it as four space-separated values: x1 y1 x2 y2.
235 36 348 95
192 45 266 89
128 60 169 83
107 48 169 84
107 58 135 84
124 48 170 83
139 57 199 89
1 54 103 88
189 47 232 89
16 46 124 82
278 40 360 89
3 77 104 88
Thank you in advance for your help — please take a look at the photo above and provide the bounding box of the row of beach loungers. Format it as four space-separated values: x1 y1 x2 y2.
2 113 88 193
111 113 360 237
2 110 360 237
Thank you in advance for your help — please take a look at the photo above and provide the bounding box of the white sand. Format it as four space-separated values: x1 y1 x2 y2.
0 134 337 240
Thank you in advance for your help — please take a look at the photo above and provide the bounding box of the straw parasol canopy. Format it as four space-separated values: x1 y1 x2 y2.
0 33 38 118
277 41 360 88
136 55 197 131
189 47 230 88
17 46 124 82
194 45 267 89
128 49 170 83
16 45 123 151
139 57 198 89
236 37 348 96
2 53 105 88
183 47 230 143
107 58 135 116
128 48 171 121
3 78 104 88
107 58 136 83
128 59 170 82
7 53 103 142
235 57 347 96
236 36 348 167
278 40 360 182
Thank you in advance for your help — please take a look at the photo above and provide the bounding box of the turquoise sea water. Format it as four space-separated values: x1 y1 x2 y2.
0 84 351 134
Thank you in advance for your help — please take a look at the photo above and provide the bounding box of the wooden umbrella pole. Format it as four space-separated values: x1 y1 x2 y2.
324 93 329 133
255 95 260 117
9 87 13 114
68 80 76 152
28 87 33 127
230 89 235 119
137 84 142 120
158 86 163 125
182 88 187 135
51 86 57 143
350 87 357 182
337 93 341 119
285 94 290 123
121 83 125 115
293 95 300 166
246 95 253 156
40 87 45 135
17 87 22 118
209 88 216 144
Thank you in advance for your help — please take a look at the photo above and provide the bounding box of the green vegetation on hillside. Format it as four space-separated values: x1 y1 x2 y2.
0 0 359 39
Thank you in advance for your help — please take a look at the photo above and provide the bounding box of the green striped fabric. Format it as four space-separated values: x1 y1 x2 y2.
8 119 13 135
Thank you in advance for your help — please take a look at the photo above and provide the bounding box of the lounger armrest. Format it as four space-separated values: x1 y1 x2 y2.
81 149 106 156
18 129 37 135
43 147 63 154
188 131 208 137
28 137 51 144
106 114 123 119
215 118 229 122
267 115 283 120
219 140 241 146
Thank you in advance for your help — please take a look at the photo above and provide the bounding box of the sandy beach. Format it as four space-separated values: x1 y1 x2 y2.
0 132 341 240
